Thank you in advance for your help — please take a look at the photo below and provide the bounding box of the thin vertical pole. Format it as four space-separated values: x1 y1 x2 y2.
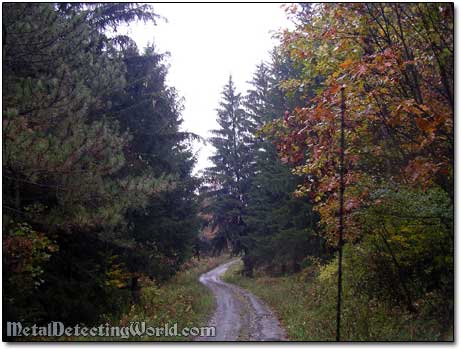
336 87 346 342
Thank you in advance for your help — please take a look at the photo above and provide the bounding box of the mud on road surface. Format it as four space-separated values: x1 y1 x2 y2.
196 259 286 341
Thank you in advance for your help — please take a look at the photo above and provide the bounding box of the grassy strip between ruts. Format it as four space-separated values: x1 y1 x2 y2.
222 260 452 341
63 254 230 341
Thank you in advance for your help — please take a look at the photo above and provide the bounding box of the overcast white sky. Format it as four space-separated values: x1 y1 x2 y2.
123 3 293 174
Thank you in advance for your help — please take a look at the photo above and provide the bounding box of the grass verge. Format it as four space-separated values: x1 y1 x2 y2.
223 260 452 341
67 254 230 341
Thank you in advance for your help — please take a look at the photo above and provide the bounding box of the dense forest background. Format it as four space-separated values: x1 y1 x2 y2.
3 3 453 340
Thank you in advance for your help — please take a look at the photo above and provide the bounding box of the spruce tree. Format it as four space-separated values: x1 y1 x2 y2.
242 57 324 275
204 76 254 255
108 43 201 280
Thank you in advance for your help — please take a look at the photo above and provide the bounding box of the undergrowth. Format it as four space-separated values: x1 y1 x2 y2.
223 258 452 341
69 254 230 341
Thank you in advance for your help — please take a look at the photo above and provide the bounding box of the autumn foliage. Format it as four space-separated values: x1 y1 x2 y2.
268 3 453 244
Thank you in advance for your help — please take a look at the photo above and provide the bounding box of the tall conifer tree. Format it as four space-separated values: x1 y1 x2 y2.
242 57 323 275
204 77 253 254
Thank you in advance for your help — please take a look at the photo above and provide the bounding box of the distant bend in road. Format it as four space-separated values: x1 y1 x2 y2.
197 259 286 341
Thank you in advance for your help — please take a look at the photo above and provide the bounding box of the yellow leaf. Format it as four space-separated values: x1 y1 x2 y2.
340 59 354 68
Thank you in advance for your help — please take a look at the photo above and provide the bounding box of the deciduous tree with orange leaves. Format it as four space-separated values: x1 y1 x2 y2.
265 3 453 319
268 3 453 244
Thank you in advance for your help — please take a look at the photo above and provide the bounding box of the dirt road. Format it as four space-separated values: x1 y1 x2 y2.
197 259 286 341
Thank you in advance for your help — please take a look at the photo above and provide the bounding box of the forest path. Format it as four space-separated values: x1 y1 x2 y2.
196 259 286 341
